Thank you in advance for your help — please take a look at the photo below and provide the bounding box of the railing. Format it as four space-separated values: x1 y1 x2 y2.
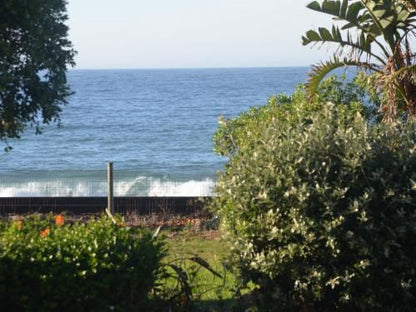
0 162 214 215
0 196 208 215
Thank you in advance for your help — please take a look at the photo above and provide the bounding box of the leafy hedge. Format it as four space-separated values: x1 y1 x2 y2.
0 215 165 312
213 82 416 311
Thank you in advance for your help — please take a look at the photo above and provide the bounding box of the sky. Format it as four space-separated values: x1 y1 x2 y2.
67 0 332 69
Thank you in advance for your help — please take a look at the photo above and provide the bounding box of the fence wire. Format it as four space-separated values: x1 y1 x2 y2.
0 169 215 197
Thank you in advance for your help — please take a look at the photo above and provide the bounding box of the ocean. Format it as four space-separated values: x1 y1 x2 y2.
0 67 308 196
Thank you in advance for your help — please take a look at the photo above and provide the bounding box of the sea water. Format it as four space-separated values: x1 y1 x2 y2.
0 67 308 196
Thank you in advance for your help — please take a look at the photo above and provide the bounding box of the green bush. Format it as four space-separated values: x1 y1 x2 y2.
213 84 416 311
0 215 165 312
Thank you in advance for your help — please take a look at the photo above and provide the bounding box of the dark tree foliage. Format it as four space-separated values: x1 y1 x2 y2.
0 0 75 148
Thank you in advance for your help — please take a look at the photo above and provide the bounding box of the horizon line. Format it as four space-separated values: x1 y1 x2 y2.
68 65 312 71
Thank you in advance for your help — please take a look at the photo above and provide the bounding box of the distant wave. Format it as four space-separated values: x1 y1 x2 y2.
0 176 215 197
147 178 214 197
116 176 215 196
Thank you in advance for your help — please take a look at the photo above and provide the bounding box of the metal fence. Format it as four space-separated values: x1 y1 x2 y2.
0 163 214 215
0 196 208 215
0 166 215 198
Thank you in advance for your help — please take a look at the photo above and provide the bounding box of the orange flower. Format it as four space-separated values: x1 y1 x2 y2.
15 220 23 230
55 214 64 226
41 228 50 238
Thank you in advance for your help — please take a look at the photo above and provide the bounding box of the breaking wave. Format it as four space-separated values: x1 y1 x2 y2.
0 176 215 197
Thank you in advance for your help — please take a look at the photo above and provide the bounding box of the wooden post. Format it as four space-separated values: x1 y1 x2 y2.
107 162 114 214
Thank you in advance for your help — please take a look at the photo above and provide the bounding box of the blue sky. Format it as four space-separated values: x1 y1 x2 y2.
67 0 331 69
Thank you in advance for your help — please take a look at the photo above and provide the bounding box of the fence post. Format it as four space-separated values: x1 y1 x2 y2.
107 162 114 214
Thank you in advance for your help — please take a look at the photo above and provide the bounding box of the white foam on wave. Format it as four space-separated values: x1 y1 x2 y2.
0 181 107 197
0 176 215 197
116 176 147 196
147 178 214 196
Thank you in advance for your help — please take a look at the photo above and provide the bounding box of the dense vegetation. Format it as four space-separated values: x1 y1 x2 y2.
212 2 416 309
213 78 416 311
0 215 164 312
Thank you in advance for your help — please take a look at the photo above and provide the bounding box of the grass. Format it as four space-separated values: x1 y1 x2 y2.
160 229 247 312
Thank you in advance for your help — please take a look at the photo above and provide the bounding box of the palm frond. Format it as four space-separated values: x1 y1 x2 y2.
306 56 378 98
306 0 390 57
302 25 385 64
361 0 416 51
307 1 365 28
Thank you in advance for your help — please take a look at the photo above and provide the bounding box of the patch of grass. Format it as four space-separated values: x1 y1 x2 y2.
161 229 243 311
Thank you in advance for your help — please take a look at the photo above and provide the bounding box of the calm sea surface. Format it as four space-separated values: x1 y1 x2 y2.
0 67 308 196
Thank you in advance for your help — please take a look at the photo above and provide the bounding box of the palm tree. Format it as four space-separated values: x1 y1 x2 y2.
303 0 416 121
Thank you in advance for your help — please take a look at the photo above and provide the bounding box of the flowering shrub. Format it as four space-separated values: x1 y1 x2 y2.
55 214 64 226
213 84 416 311
0 215 165 312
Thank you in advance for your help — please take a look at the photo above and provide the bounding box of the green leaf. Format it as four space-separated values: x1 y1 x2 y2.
307 1 321 11
340 0 348 17
302 30 321 45
322 0 341 16
319 27 333 40
346 2 364 22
